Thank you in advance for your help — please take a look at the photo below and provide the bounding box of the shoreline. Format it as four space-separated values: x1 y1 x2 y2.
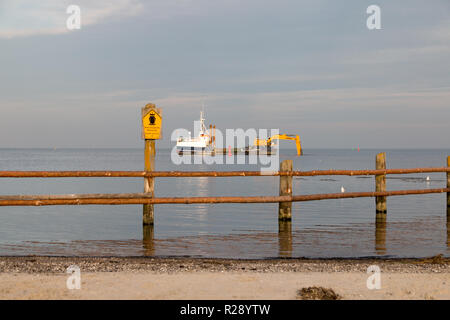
0 256 448 300
1 255 448 273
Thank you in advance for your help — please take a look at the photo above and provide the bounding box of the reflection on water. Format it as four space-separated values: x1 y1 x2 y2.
143 225 154 256
1 215 448 258
447 207 450 249
375 218 387 255
173 176 210 220
278 221 292 257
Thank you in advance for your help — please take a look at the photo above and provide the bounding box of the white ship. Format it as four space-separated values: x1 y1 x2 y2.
176 111 214 154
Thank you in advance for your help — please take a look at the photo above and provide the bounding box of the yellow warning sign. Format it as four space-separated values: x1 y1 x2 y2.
142 104 162 140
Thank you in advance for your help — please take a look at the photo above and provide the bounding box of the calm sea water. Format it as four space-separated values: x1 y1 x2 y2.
0 148 449 258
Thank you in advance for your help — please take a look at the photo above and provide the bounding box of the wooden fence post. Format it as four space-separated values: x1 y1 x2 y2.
447 156 450 247
375 152 387 217
447 156 449 208
143 139 155 225
279 160 293 221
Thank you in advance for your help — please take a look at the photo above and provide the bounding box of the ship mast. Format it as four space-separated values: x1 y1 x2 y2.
200 103 207 134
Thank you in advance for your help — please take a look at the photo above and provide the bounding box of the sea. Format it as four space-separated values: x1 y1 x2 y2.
0 148 448 259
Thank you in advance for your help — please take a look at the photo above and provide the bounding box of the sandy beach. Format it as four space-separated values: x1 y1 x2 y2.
0 256 448 300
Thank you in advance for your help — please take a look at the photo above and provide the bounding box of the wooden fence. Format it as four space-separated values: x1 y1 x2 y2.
1 153 449 228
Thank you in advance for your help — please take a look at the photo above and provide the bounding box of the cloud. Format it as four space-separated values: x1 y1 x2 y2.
0 0 241 39
0 0 144 38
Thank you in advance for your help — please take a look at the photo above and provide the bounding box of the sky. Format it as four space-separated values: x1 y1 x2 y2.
0 0 449 149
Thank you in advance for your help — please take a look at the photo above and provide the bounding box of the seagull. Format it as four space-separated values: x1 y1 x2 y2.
341 186 345 193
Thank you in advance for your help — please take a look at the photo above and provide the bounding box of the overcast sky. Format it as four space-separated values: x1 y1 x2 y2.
1 0 449 149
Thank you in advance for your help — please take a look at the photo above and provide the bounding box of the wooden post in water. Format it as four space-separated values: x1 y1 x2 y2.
375 152 387 217
143 139 155 225
447 156 450 249
278 220 292 257
447 156 450 208
143 224 155 256
375 219 386 255
141 103 162 226
278 160 293 221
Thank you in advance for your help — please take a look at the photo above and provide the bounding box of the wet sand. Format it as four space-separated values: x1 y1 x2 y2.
0 256 449 300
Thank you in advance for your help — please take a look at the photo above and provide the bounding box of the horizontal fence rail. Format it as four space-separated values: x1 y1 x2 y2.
0 167 450 178
0 188 449 206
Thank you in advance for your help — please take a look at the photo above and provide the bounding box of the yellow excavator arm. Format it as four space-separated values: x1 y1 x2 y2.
254 134 302 156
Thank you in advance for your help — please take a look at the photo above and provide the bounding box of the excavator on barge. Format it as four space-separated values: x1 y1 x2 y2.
253 134 303 156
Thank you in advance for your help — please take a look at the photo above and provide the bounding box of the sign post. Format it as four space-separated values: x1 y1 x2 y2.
141 103 162 226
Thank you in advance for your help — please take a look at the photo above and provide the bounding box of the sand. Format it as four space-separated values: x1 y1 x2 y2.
0 256 448 300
